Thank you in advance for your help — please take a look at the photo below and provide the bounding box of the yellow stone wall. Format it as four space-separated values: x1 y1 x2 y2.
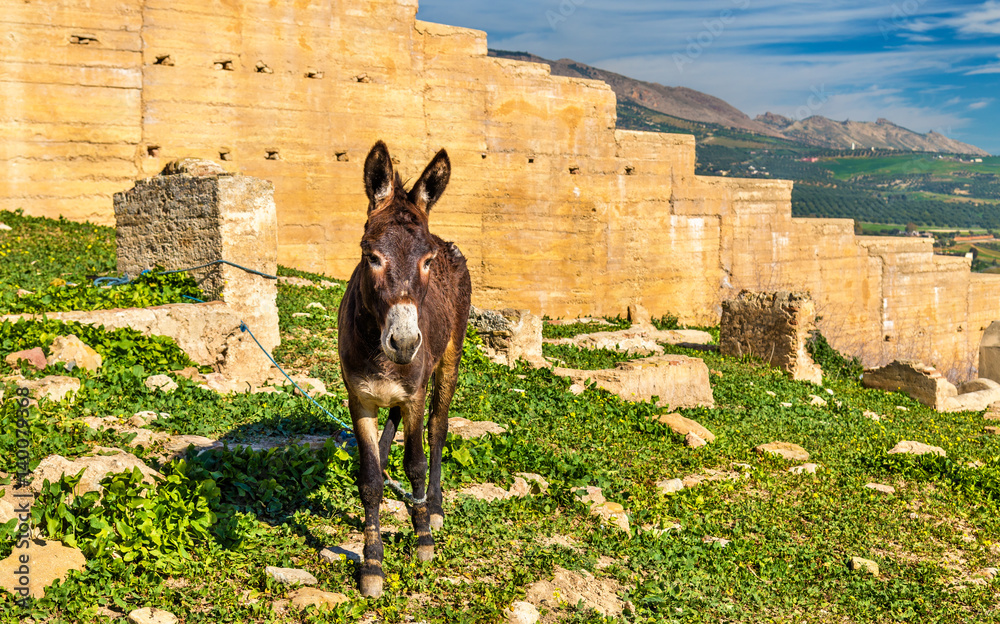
2 0 999 378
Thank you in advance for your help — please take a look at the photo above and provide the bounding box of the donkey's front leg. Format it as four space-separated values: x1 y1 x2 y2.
350 396 385 597
401 393 434 561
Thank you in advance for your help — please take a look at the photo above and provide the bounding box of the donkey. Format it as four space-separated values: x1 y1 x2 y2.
337 140 472 597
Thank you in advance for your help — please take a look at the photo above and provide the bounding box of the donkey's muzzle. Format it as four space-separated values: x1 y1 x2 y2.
382 303 423 364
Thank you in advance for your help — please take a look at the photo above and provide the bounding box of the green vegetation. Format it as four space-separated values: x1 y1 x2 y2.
3 213 1000 623
541 316 630 339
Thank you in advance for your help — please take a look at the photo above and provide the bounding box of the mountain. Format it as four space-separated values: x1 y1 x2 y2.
489 50 989 157
488 50 780 137
754 114 990 156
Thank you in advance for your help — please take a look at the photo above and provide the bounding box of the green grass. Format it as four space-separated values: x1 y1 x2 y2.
3 213 1000 622
824 155 1000 180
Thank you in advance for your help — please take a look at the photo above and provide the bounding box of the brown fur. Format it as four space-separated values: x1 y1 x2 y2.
337 140 471 597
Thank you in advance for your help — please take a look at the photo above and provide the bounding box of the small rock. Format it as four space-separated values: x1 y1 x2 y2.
319 545 361 564
702 535 730 547
866 483 896 495
289 587 348 610
656 478 685 494
515 472 550 493
10 374 81 402
46 335 102 372
382 498 410 523
319 280 341 289
591 501 630 533
278 276 315 287
984 567 998 580
849 557 879 575
5 347 48 371
508 477 535 498
0 222 11 231
779 402 793 408
576 486 606 506
460 483 511 502
653 412 716 443
809 395 827 407
765 390 777 397
684 432 707 448
448 417 507 439
160 435 220 458
985 426 1000 435
265 566 318 586
863 411 882 421
127 607 178 624
506 600 540 624
174 366 201 381
569 383 585 395
788 463 819 475
291 313 312 318
306 302 327 311
32 450 161 496
144 374 178 393
0 539 86 598
888 440 946 457
896 406 909 412
755 442 809 462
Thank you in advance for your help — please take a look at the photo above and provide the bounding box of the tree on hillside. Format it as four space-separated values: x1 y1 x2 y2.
906 222 917 233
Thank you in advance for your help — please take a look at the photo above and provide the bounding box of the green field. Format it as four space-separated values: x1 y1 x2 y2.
4 211 1000 622
824 155 1000 180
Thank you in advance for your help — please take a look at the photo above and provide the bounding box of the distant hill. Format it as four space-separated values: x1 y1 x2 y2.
489 49 989 157
755 113 990 156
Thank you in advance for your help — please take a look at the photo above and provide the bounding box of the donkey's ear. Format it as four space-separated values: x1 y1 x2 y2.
408 148 450 213
364 140 395 212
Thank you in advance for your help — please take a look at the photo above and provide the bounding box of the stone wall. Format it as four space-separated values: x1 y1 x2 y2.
3 0 1000 378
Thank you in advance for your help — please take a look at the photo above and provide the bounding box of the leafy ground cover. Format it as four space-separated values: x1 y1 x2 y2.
1 213 1000 622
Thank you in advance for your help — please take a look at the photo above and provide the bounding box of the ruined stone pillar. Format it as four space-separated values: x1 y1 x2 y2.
113 159 280 352
719 290 823 385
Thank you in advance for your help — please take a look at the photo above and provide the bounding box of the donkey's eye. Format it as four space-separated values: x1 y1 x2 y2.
422 257 433 271
365 252 382 268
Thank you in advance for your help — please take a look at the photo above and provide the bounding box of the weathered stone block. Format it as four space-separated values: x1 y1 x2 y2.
719 291 823 385
862 361 957 409
3 302 273 384
468 305 545 367
113 162 279 352
979 320 1000 384
554 355 714 409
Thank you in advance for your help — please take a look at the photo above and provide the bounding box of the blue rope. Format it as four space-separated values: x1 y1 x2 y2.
160 260 277 280
93 260 277 287
238 320 355 446
93 273 132 287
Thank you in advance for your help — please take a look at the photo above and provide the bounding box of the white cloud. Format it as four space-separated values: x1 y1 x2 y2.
947 0 1000 36
969 99 993 110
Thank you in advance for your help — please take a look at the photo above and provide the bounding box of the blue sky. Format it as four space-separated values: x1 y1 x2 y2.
416 0 1000 154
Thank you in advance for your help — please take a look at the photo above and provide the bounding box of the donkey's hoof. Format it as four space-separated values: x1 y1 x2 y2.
416 544 435 562
360 574 384 598
430 513 444 531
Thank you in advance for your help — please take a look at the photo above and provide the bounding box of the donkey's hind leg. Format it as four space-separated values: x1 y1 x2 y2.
427 339 462 530
378 406 402 475
400 393 434 561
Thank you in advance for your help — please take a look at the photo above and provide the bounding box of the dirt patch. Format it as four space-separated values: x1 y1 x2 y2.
525 566 629 621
